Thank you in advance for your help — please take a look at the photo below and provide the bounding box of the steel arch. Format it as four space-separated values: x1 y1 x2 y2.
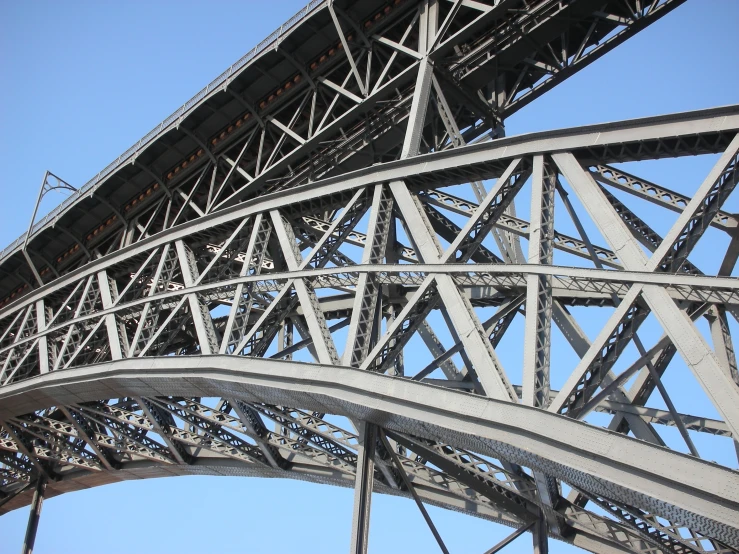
1 1 738 553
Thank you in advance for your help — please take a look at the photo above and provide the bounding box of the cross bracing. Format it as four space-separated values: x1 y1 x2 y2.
1 1 738 553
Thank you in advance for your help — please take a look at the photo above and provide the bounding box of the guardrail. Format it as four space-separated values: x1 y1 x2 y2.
0 0 325 263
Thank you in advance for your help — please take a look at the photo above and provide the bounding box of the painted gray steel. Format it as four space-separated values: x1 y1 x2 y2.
1 1 736 553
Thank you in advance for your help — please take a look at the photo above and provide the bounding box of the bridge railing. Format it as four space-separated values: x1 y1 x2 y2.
0 0 325 263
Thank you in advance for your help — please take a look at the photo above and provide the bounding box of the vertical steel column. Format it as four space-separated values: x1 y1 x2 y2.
399 0 437 158
344 184 393 367
349 422 377 554
175 240 219 355
21 476 47 554
522 155 554 407
97 270 124 361
523 157 563 534
532 513 549 554
35 300 49 374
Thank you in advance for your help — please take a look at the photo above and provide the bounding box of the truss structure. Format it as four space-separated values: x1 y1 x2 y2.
1 1 738 553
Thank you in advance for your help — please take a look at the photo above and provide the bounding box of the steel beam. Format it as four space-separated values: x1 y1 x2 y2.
20 476 46 554
482 521 535 554
349 422 376 554
554 145 739 440
379 430 450 554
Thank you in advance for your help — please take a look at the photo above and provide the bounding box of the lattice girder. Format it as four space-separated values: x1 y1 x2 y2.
1 2 738 553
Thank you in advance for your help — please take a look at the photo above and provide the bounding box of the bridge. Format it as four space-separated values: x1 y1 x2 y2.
1 0 738 552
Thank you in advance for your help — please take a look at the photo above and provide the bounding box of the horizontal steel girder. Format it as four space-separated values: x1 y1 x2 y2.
0 265 737 360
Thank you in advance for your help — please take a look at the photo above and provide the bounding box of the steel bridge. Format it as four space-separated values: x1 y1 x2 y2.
1 0 738 552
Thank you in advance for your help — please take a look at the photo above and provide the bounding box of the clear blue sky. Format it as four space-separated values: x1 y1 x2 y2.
1 1 738 553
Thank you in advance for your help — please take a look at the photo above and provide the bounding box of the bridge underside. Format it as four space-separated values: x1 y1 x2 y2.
1 103 738 553
1 1 738 553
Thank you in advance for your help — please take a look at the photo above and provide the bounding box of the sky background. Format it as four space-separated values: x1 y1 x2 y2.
1 1 738 553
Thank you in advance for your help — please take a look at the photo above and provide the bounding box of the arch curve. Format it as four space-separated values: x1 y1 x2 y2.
1 356 737 549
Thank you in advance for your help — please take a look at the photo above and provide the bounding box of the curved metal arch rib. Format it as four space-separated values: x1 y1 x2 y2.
1 356 738 550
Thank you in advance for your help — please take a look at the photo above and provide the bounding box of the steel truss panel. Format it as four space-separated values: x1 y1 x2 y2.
1 1 738 553
0 107 738 553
